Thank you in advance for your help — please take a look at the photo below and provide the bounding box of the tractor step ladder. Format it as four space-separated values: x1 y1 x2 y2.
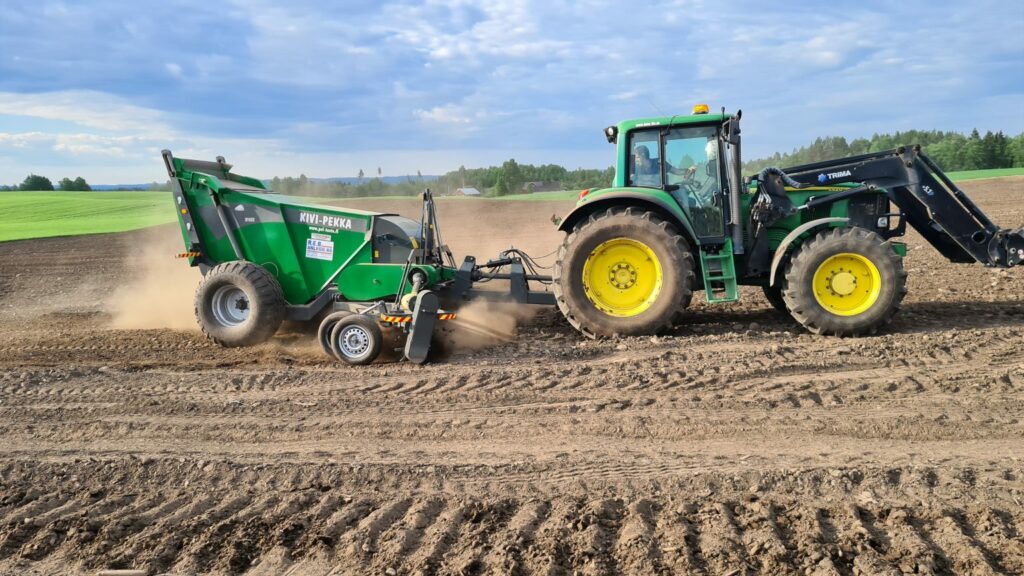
700 239 739 303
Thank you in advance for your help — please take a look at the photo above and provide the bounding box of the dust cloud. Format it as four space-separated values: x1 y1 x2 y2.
107 227 201 330
442 300 540 352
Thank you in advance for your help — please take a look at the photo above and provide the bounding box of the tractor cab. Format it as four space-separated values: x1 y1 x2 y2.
625 122 726 240
604 105 732 244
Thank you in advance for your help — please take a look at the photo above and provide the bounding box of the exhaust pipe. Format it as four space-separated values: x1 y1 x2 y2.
723 110 744 254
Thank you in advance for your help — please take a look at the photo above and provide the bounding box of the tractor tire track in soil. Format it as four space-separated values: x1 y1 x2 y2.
0 178 1022 574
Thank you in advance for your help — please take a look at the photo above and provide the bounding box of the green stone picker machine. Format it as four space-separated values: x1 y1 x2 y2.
163 105 1023 364
162 150 554 365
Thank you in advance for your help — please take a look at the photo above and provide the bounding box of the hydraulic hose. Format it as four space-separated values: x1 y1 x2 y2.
757 167 807 189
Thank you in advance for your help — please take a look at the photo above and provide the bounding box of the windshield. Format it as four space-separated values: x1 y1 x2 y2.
664 126 721 199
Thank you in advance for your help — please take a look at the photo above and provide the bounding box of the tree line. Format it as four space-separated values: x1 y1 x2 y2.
0 174 92 191
434 160 614 197
268 159 615 198
744 129 1024 174
6 128 1020 195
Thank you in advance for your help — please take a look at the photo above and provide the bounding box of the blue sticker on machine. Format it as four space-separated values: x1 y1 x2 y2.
305 237 335 261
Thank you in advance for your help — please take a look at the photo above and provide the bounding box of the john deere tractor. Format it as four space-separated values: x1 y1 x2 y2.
552 105 1024 337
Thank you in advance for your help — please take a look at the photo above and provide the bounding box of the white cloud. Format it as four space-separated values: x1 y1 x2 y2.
414 104 478 126
194 54 234 79
610 90 640 102
384 0 573 62
0 87 291 182
0 131 50 147
0 0 1021 182
52 134 141 157
0 90 175 137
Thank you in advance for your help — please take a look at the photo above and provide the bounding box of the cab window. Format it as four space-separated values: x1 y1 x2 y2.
627 130 661 188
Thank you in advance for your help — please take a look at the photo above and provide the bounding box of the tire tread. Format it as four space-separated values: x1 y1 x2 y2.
782 227 907 336
553 207 695 338
194 261 286 347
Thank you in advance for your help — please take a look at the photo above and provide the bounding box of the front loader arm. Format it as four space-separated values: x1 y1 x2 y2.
758 146 1024 268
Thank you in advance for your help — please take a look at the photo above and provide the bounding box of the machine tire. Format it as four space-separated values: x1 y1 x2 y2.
195 261 285 347
317 311 353 357
762 284 789 314
670 292 694 326
329 314 383 365
554 207 695 337
782 227 906 336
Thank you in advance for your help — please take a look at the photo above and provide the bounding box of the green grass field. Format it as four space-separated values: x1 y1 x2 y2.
942 167 1024 181
0 191 177 243
2 167 1021 243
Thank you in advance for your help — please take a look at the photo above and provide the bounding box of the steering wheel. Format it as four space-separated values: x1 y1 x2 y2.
678 177 709 207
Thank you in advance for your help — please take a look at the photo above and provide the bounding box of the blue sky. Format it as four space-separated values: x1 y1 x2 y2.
0 0 1022 183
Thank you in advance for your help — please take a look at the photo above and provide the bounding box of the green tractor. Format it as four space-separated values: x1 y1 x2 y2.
164 105 1023 363
552 104 1023 337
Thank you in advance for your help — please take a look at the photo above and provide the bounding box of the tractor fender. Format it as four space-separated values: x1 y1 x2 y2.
557 192 698 246
768 217 849 286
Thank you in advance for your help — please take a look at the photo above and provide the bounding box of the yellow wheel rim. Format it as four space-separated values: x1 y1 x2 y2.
582 238 662 317
812 252 881 316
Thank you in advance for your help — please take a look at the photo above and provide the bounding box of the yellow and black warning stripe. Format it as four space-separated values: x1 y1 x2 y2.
379 312 457 324
380 315 413 324
175 251 202 259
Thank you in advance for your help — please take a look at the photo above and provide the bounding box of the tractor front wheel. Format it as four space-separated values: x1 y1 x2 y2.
554 207 695 337
782 227 906 336
194 261 286 347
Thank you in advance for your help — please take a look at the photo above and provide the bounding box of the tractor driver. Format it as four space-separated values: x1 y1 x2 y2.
633 144 688 187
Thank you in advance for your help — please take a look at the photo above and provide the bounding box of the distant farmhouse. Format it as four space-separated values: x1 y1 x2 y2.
454 187 481 196
523 181 563 193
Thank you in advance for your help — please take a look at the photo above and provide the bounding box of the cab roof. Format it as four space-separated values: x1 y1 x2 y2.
616 113 731 134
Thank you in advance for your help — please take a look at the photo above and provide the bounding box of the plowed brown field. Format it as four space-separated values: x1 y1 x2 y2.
1 178 1022 575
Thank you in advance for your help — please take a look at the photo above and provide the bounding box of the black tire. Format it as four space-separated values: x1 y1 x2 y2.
670 292 694 326
762 284 789 314
553 207 695 337
782 227 907 336
317 311 353 357
681 293 692 309
329 314 383 365
194 261 285 347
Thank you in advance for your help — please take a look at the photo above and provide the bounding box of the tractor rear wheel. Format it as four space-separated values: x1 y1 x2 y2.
195 261 285 347
762 285 789 314
782 227 906 336
329 314 383 365
554 207 695 337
